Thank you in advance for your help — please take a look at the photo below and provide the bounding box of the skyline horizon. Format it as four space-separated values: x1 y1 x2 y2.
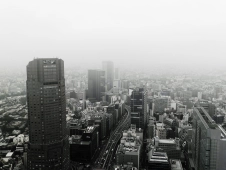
1 0 226 72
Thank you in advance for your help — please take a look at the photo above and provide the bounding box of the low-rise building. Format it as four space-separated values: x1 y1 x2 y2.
170 159 183 170
154 137 181 160
116 127 142 169
147 148 170 170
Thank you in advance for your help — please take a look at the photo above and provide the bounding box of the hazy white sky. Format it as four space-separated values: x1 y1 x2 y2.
0 0 226 70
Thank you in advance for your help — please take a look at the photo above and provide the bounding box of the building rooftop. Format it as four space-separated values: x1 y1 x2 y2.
80 141 91 145
217 125 226 138
194 107 217 129
148 149 169 163
159 139 176 145
117 144 140 155
6 152 14 158
170 159 183 170
84 126 95 133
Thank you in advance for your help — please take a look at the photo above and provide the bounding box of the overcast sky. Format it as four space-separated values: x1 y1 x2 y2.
0 0 226 71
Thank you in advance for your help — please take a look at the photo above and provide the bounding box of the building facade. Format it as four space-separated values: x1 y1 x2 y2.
88 69 105 102
130 88 148 130
192 107 226 170
102 61 114 91
27 58 69 170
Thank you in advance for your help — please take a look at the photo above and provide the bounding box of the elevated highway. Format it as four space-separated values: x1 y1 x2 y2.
93 105 131 170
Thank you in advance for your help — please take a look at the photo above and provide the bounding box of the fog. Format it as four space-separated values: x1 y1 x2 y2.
0 0 226 71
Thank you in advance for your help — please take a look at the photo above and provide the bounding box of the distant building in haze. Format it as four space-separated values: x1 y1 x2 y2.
153 96 170 114
102 61 114 91
88 69 105 102
114 67 120 80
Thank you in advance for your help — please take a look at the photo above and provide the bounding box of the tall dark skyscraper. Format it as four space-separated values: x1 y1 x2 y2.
102 61 114 91
88 69 105 102
27 58 69 170
130 88 148 130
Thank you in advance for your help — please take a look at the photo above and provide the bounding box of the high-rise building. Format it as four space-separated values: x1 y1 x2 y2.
102 61 114 91
192 107 226 170
26 58 69 170
130 88 148 130
88 69 105 102
147 123 155 139
114 67 120 80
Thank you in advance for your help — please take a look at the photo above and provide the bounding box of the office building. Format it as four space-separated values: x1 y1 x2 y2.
88 69 105 102
102 61 114 91
69 126 99 163
114 68 120 80
130 88 148 130
195 100 216 118
156 123 167 139
147 123 155 139
26 58 69 170
107 104 117 127
213 114 225 124
154 137 181 160
83 109 107 140
116 127 142 169
192 107 226 170
147 148 170 170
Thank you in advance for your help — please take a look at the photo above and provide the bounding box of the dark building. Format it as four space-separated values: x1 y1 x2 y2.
85 111 107 140
166 128 175 139
26 58 69 170
115 102 125 120
213 114 225 124
88 69 105 102
102 61 114 91
174 112 183 120
147 123 155 139
69 119 85 136
147 149 170 170
107 104 117 127
70 126 99 163
130 88 148 130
